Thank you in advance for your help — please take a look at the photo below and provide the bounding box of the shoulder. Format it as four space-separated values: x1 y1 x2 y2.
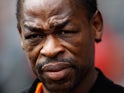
90 68 124 93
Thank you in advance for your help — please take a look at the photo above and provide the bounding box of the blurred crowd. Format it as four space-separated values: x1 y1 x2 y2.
0 0 124 93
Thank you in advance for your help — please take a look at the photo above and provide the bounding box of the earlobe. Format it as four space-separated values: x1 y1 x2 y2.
90 10 103 43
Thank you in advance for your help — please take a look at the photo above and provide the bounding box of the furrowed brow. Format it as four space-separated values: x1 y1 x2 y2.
54 20 70 29
24 24 43 32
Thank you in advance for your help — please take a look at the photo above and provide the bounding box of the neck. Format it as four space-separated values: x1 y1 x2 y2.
43 88 66 93
72 67 98 93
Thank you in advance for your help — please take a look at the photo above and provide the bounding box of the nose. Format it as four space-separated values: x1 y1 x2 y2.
40 35 65 57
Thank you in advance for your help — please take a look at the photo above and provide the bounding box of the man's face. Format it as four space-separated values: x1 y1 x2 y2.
19 0 101 92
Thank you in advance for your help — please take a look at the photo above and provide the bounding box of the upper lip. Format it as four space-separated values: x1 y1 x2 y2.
41 62 72 72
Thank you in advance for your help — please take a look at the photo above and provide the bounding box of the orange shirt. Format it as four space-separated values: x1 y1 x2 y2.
35 82 43 93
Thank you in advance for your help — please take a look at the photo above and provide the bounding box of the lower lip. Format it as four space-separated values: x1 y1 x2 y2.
44 68 72 81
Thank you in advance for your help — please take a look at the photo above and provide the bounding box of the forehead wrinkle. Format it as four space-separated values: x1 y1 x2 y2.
47 16 70 28
23 0 77 31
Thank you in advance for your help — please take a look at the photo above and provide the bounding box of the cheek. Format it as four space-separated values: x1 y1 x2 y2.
71 32 94 67
72 32 92 54
79 44 94 70
23 43 42 70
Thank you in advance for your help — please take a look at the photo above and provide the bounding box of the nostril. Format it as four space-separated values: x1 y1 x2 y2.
40 49 47 56
41 52 46 57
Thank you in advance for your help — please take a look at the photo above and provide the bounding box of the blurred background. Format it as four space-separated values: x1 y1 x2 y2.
0 0 124 93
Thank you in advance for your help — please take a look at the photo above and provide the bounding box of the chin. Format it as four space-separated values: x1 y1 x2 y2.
42 79 75 92
38 70 82 93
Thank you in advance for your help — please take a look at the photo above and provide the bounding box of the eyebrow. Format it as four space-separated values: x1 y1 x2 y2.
24 24 43 33
54 20 70 30
23 19 70 33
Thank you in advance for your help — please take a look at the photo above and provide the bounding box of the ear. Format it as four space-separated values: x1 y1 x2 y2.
17 25 25 50
90 10 103 43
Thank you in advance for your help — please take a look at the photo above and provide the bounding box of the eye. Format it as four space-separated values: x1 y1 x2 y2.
61 30 71 35
57 30 78 35
25 34 45 40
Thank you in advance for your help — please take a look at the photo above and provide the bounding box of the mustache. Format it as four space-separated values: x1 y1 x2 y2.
35 57 77 72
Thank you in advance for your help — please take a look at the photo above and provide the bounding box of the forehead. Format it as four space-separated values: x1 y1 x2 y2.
23 0 73 19
24 0 68 10
22 0 88 29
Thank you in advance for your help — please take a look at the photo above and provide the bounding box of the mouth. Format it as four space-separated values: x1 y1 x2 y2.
40 62 73 80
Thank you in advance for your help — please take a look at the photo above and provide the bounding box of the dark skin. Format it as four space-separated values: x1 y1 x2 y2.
18 0 103 93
